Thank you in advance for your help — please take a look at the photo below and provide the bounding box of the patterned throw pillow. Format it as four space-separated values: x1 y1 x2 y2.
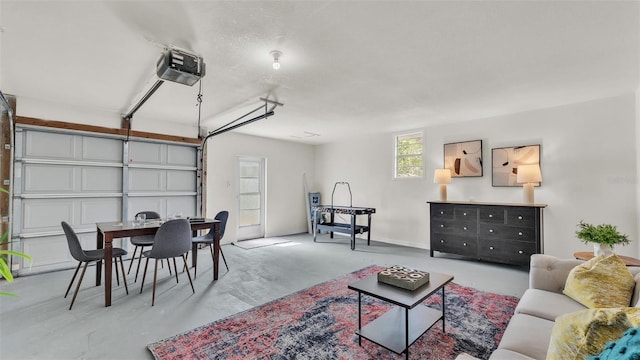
547 308 640 360
588 327 640 360
563 255 635 308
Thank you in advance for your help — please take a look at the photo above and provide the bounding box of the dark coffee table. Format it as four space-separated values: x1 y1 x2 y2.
348 271 454 359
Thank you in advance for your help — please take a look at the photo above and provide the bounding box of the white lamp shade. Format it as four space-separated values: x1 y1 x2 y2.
516 164 542 184
433 169 452 184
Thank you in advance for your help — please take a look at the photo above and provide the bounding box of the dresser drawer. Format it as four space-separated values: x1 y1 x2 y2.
478 240 537 266
431 235 477 257
479 207 505 224
431 204 454 220
505 207 536 227
431 219 477 236
454 207 477 220
478 224 537 242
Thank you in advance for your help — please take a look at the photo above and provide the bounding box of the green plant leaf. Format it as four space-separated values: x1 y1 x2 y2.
0 291 17 297
0 250 33 284
0 258 14 282
0 250 32 261
0 187 8 194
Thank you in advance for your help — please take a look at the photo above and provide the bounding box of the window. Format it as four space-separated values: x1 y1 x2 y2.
395 132 424 178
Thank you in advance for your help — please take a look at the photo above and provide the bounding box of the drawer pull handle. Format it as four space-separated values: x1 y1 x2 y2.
440 239 444 243
518 232 523 236
518 250 524 254
463 212 467 216
463 226 468 231
518 215 523 220
489 246 494 250
489 229 494 233
489 214 493 218
440 224 445 228
463 242 467 247
440 211 444 215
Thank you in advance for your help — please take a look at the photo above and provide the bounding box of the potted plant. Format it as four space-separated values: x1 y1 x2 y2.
0 187 32 297
576 220 630 257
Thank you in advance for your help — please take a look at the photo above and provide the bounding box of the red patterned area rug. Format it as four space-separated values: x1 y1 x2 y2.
148 265 519 360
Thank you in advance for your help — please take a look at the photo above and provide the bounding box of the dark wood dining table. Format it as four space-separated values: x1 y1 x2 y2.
95 218 220 307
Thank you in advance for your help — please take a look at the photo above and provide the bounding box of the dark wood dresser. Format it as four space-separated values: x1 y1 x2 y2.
428 201 547 266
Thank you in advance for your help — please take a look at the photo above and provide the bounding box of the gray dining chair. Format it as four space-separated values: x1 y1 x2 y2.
139 218 195 306
192 210 229 279
61 221 129 310
127 211 161 282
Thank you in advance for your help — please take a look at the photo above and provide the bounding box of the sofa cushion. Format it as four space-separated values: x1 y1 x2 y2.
516 288 586 321
489 349 537 360
547 307 640 360
495 313 554 360
563 255 635 308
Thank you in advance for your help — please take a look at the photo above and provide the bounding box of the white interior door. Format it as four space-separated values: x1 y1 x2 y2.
236 157 265 240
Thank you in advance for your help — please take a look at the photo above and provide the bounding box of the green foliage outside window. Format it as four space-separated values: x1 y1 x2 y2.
396 133 423 178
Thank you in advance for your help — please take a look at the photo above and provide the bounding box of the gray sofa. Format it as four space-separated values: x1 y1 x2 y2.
457 254 640 360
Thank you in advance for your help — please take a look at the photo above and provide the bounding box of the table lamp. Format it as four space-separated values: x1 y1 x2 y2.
433 169 452 201
516 164 542 204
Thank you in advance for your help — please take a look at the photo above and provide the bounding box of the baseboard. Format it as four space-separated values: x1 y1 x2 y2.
322 232 430 251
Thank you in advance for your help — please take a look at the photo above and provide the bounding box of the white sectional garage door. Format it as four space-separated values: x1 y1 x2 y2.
13 126 200 274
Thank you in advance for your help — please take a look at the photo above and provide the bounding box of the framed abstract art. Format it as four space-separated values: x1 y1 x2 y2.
491 144 541 187
443 140 483 177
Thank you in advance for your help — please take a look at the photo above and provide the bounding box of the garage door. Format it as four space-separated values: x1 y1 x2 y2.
12 126 200 274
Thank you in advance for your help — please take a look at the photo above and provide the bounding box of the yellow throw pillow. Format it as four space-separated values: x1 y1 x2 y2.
546 307 640 360
563 254 635 308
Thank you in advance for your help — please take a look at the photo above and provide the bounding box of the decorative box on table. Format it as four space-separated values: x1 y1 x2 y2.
377 265 430 291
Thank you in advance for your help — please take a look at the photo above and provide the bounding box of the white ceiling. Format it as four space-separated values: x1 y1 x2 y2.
1 1 638 144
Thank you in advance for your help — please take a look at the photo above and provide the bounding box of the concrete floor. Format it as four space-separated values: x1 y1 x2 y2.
0 233 529 359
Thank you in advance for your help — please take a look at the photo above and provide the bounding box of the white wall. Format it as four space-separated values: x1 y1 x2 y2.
206 132 315 243
315 93 638 258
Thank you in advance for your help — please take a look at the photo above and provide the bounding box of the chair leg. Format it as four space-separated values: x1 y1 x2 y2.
127 245 139 274
140 258 150 294
208 244 229 273
69 262 88 310
220 247 229 271
134 246 145 283
64 262 82 298
118 256 129 295
152 259 159 306
172 257 179 283
182 254 195 294
114 256 120 287
167 259 172 275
